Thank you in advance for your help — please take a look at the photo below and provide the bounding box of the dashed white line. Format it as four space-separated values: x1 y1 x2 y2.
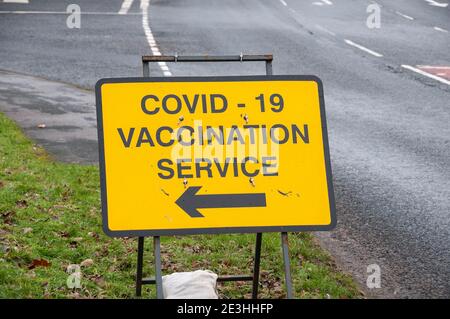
433 26 448 33
140 0 171 76
119 0 134 15
417 65 450 69
3 0 29 3
344 39 383 57
424 0 448 8
395 11 414 20
312 0 333 5
279 0 288 6
401 65 450 86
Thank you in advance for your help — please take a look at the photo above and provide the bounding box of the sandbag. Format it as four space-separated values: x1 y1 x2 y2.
162 270 219 299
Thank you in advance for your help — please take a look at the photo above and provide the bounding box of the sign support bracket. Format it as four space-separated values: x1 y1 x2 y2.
134 54 293 299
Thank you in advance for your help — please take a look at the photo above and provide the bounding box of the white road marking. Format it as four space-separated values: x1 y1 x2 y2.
315 24 336 36
401 65 450 85
140 0 172 76
119 0 134 15
433 26 448 33
312 0 333 5
344 39 383 57
417 65 450 69
3 0 29 3
395 11 414 20
424 0 448 7
0 10 141 15
279 0 288 6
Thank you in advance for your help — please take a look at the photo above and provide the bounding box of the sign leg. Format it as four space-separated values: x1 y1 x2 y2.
252 233 262 299
281 232 293 299
135 237 145 297
153 236 164 299
265 60 273 75
143 61 150 77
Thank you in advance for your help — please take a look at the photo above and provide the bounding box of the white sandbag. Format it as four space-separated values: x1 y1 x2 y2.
162 270 219 299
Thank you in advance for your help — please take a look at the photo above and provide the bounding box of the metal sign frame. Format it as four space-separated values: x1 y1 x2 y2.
97 54 334 299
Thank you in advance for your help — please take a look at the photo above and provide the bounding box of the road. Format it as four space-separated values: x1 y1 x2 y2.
0 0 449 298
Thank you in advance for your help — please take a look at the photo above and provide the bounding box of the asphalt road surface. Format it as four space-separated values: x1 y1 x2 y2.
0 0 449 298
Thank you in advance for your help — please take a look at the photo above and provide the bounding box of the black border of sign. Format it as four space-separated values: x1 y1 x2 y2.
95 75 336 237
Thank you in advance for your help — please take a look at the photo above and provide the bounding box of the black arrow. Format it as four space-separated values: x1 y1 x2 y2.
175 186 267 218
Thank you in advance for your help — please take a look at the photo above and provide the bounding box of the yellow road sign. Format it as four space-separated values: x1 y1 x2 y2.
95 76 336 236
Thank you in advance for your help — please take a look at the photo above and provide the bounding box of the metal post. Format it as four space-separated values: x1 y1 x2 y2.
281 232 293 299
135 237 145 296
153 236 164 299
252 233 263 299
143 61 150 77
265 60 273 76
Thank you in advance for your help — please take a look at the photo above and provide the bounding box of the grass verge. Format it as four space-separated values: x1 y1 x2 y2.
0 112 361 298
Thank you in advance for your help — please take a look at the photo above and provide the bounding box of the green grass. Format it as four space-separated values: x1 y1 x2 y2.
0 112 361 299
